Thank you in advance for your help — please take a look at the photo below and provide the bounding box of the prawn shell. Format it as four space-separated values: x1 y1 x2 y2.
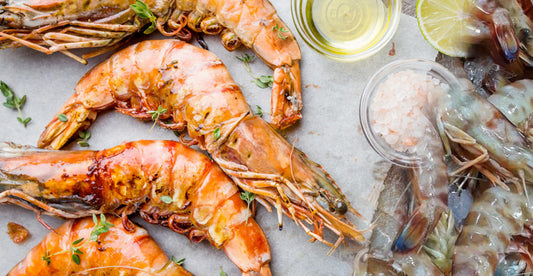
8 216 192 275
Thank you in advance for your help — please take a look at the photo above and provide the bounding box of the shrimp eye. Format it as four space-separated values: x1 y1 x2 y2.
334 200 347 215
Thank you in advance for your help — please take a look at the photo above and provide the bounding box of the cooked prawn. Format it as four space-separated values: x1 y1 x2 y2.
0 140 271 276
0 0 301 128
36 39 363 248
8 216 193 275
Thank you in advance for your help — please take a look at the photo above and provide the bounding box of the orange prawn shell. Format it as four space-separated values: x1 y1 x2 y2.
8 216 192 275
0 140 271 275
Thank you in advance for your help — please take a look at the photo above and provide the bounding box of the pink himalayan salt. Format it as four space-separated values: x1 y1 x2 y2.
370 69 448 153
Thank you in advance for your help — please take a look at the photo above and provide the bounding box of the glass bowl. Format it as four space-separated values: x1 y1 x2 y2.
359 59 463 167
291 0 401 62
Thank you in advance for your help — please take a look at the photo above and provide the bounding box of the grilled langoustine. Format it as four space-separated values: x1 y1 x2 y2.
0 0 301 128
9 216 193 275
0 140 271 275
37 39 364 248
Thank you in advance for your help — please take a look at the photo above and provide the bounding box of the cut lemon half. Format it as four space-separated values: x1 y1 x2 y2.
416 0 474 57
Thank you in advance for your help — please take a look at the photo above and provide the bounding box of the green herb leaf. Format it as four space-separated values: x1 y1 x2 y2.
240 191 255 205
130 0 157 34
1 81 31 127
144 23 156 34
42 250 51 266
220 267 228 276
240 191 255 223
72 238 84 245
254 105 263 117
22 117 31 126
213 127 221 140
272 23 289 39
236 54 255 64
76 130 91 147
71 253 81 265
259 75 273 88
90 213 114 242
252 75 273 89
171 256 185 266
147 105 167 132
17 95 26 106
58 113 68 122
160 195 173 204
78 141 89 147
0 81 10 97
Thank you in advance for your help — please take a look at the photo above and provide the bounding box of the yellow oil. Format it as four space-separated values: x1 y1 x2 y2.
310 0 387 51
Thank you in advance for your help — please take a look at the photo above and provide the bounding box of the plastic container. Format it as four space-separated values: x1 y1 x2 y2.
359 59 462 167
291 0 401 62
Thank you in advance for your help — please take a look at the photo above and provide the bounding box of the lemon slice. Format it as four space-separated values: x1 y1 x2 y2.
416 0 474 57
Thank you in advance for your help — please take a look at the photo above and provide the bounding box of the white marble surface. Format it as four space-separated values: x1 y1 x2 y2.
0 1 436 275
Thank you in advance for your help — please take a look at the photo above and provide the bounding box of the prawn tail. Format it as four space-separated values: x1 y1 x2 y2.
394 204 443 252
270 63 302 129
223 219 272 276
38 102 97 150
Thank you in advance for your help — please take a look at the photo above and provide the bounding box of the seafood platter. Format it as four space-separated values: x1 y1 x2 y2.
1 0 533 275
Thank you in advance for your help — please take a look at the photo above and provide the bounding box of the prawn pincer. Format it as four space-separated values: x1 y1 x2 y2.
37 39 363 248
0 0 302 128
9 216 193 275
0 140 271 276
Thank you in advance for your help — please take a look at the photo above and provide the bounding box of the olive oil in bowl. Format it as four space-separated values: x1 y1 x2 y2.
292 0 401 61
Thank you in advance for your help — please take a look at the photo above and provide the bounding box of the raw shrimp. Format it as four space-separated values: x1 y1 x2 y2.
453 186 533 275
0 140 271 276
0 0 302 128
9 216 193 275
488 79 533 142
37 39 363 248
436 83 533 187
468 0 533 73
390 106 449 253
353 165 444 276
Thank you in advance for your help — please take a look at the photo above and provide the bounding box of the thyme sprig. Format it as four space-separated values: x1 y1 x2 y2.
1 81 31 127
240 191 256 223
272 23 288 40
254 105 263 117
147 105 167 133
90 214 114 242
41 214 115 266
236 54 273 89
130 0 157 34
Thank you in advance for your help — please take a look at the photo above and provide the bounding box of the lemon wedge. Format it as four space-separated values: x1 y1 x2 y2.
416 0 475 57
